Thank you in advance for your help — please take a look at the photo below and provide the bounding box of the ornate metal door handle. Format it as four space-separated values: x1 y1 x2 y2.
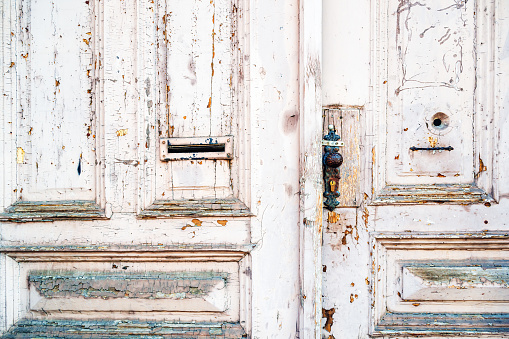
323 125 343 211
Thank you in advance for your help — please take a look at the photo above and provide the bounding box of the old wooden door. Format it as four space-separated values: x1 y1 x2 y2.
0 0 323 337
322 0 509 338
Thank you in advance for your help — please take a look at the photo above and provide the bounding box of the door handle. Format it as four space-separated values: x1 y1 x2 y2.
323 125 343 211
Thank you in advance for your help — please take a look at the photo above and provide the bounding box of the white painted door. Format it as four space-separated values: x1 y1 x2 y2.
322 0 509 338
0 0 323 337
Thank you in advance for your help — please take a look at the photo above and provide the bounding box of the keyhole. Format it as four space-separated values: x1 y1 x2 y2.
430 112 449 130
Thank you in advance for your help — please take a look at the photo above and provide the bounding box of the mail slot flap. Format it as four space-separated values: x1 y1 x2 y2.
160 136 233 160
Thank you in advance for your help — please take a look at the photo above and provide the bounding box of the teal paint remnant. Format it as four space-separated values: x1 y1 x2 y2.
29 271 228 299
1 320 246 338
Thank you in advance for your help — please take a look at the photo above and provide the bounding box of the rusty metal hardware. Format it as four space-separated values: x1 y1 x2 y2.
409 146 454 151
323 125 343 211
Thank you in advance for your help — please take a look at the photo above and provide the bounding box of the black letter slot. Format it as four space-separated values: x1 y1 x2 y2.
167 143 226 154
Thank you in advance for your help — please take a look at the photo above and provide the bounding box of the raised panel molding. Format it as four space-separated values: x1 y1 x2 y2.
371 233 509 336
371 0 499 205
0 200 106 222
1 320 245 338
0 0 106 221
0 247 250 336
137 0 251 218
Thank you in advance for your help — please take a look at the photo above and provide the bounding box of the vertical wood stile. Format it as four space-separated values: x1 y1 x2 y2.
299 0 322 337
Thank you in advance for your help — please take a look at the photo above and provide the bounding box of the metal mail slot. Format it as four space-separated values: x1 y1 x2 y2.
160 136 233 160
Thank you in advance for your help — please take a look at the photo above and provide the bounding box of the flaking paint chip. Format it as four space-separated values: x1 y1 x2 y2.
116 129 128 137
16 147 25 164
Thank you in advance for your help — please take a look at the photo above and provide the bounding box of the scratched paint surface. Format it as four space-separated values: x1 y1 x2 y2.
2 319 246 338
321 0 509 337
0 0 507 338
4 0 298 336
157 0 234 201
17 0 96 201
386 0 475 184
29 271 227 299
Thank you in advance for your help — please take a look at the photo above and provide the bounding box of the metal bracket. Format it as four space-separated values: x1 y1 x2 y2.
322 140 344 147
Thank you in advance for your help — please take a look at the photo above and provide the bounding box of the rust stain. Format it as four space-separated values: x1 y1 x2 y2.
341 225 356 245
21 53 28 59
428 136 438 148
217 220 227 226
350 294 355 303
28 127 33 135
116 129 128 137
394 154 399 160
437 173 445 177
327 211 339 223
479 156 487 173
351 282 355 287
191 219 202 226
362 207 369 228
55 80 60 87
207 97 212 108
412 303 420 307
322 308 335 332
16 147 25 164
324 104 364 110
9 62 15 68
365 277 370 285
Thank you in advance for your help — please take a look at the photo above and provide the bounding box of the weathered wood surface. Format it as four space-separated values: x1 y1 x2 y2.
299 0 323 337
1 0 307 336
139 198 251 218
2 320 246 338
1 0 508 337
321 0 509 338
323 108 361 207
0 201 106 222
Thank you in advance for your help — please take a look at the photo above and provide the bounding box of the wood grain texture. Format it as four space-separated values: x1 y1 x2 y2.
323 108 361 207
1 320 246 338
0 200 106 222
139 198 251 218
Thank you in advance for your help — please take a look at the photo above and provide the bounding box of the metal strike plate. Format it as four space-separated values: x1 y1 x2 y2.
322 140 344 147
160 136 233 160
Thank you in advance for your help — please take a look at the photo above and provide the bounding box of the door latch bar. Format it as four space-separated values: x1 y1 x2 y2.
409 146 454 151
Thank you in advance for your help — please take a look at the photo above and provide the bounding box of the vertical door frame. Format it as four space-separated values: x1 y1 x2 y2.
299 0 323 337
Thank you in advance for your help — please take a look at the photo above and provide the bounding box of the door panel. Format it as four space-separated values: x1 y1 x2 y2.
322 0 509 338
0 0 104 221
0 0 308 337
